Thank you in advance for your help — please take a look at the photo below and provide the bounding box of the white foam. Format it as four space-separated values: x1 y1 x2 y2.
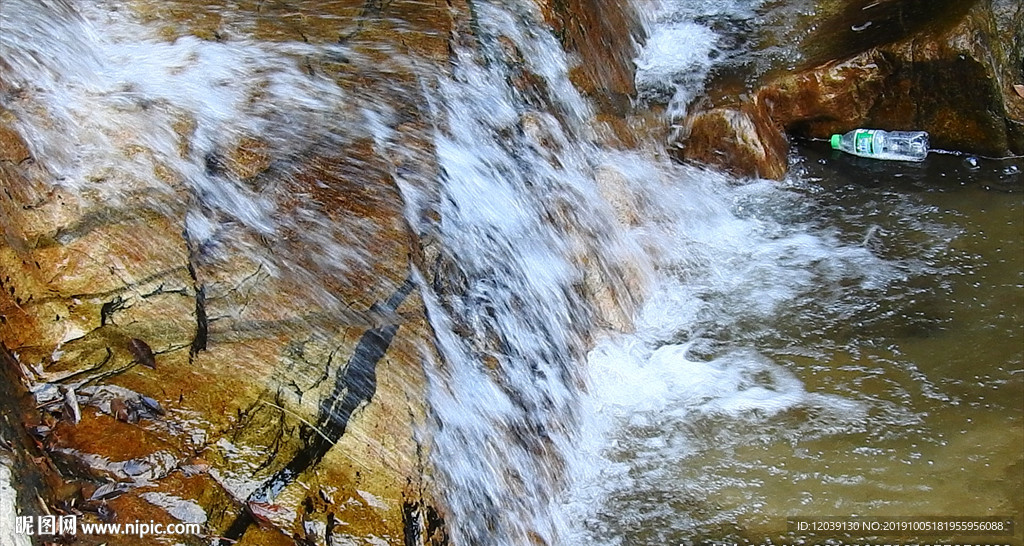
633 0 766 117
556 156 892 543
634 22 719 112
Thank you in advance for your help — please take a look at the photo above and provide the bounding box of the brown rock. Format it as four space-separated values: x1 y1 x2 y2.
761 0 1023 157
756 53 888 139
539 0 643 114
0 7 450 541
675 0 1023 179
225 137 272 180
0 124 31 163
1 143 445 543
671 99 789 180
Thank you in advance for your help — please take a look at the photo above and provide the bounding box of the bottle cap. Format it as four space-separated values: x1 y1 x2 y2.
830 135 841 149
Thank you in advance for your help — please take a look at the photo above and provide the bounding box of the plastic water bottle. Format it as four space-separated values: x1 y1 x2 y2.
830 129 929 161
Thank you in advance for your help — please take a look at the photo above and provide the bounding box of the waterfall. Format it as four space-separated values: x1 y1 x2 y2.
405 3 646 543
1 0 965 545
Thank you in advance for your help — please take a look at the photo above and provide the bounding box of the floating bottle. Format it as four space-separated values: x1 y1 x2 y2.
830 129 929 161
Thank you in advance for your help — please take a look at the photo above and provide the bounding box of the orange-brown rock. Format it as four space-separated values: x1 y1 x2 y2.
0 4 458 544
673 0 1023 179
761 0 1023 157
539 0 643 115
670 99 789 180
1 128 449 543
0 124 31 163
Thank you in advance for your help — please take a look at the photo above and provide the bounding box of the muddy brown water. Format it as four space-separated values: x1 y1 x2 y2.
604 144 1022 545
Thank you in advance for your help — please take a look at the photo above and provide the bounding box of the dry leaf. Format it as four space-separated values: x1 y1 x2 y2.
139 395 165 416
90 482 129 501
110 398 131 422
1015 84 1024 99
127 338 156 369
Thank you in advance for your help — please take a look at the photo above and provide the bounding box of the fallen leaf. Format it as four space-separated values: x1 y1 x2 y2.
127 338 156 369
1015 84 1024 99
179 463 211 477
90 482 130 501
122 458 153 477
139 395 165 416
110 398 130 422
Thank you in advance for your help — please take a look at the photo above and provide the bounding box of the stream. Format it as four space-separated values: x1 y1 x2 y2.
1 0 1021 544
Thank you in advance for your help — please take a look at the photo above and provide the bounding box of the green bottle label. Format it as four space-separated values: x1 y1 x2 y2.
854 130 875 155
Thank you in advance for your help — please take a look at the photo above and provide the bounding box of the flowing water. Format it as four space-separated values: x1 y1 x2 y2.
572 147 1023 544
1 0 1021 545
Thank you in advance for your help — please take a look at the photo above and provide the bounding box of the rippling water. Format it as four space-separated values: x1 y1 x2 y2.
1 0 1020 544
571 145 1022 544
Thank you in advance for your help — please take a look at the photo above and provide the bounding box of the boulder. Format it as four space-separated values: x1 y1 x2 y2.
673 0 1024 179
670 98 789 180
0 131 448 546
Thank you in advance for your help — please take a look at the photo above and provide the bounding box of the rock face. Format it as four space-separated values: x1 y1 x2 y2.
0 1 461 544
0 122 445 546
673 0 1024 179
540 0 643 116
0 0 649 543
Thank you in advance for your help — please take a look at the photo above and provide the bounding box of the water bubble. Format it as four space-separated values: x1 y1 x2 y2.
963 156 980 170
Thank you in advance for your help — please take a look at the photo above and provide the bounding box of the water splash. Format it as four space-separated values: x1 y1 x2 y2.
633 0 766 119
405 2 645 543
2 0 988 544
0 0 419 312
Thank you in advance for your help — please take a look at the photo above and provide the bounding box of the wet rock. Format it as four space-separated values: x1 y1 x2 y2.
763 0 1023 157
0 124 31 163
674 0 1024 178
0 0 652 543
225 137 272 181
0 19 446 546
3 155 443 546
670 99 788 180
538 0 643 114
594 164 640 228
